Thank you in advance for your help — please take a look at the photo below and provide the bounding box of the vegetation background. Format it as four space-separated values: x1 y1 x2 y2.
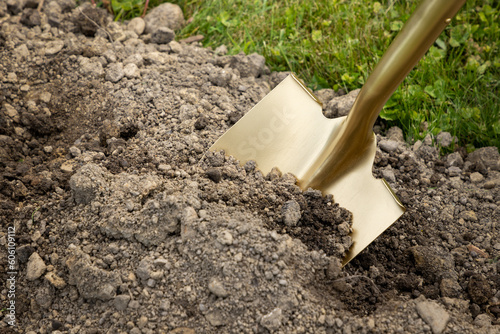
99 0 499 150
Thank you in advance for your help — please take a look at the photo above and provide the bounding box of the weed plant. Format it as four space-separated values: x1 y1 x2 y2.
102 0 499 149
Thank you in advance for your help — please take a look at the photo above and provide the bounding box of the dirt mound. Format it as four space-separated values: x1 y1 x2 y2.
0 1 498 333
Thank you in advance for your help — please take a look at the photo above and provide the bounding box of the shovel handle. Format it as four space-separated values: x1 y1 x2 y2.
345 0 466 139
302 0 465 190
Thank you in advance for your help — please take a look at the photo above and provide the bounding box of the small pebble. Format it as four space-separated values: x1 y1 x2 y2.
208 278 229 298
260 308 283 331
281 200 301 227
218 230 233 245
415 300 450 334
379 139 399 153
114 295 131 311
26 252 46 281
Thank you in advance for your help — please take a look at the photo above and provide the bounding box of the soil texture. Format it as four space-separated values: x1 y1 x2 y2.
0 2 499 334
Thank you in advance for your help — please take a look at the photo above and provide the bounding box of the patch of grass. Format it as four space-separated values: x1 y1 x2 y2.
103 0 500 149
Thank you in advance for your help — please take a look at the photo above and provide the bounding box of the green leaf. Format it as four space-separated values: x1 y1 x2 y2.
390 21 403 32
424 85 436 98
373 2 382 14
492 121 500 135
478 12 487 22
435 38 446 50
449 37 460 48
380 108 399 121
310 74 329 90
312 30 322 42
427 46 446 61
478 61 491 74
341 73 355 84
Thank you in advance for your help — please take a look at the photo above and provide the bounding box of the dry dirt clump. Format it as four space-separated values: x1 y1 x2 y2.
0 1 499 334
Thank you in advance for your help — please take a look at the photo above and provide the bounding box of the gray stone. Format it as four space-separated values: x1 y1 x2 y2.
229 52 266 78
35 284 54 309
382 168 396 183
69 164 107 205
315 88 338 105
410 246 457 282
105 63 124 83
181 206 198 240
324 89 360 118
473 314 492 327
209 69 232 87
415 299 450 334
60 160 75 173
20 8 41 27
440 278 462 298
137 315 148 328
144 3 185 33
3 103 19 122
79 58 104 77
114 294 131 311
208 277 228 298
436 132 453 147
379 139 399 153
205 310 225 326
5 72 18 83
123 63 139 78
269 71 291 89
446 152 464 168
136 257 153 281
128 300 140 309
26 252 46 281
151 27 175 44
260 308 283 331
447 166 462 177
282 200 301 227
460 210 477 222
326 258 342 279
7 0 24 15
387 126 405 142
467 147 500 171
39 91 52 103
128 17 145 35
423 133 433 146
217 230 233 245
44 40 64 55
45 272 66 289
159 299 170 311
417 145 438 161
214 44 228 55
103 50 117 63
66 247 121 301
484 179 498 189
168 40 183 53
14 44 29 61
124 54 144 67
69 146 81 157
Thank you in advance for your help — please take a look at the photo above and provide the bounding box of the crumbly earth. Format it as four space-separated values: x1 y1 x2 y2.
0 1 499 334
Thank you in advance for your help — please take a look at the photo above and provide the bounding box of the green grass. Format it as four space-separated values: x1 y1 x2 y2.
102 0 500 149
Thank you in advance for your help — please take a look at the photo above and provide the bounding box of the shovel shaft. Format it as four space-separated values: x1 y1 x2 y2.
344 0 466 139
302 0 465 190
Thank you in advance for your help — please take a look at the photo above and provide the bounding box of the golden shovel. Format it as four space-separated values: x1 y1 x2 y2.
210 0 465 265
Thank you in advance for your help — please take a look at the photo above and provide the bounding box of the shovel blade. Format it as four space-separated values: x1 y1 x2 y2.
210 74 405 265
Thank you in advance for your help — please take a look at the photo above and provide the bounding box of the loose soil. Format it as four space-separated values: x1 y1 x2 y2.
0 2 499 334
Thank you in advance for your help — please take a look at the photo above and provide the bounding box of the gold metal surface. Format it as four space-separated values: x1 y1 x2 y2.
210 0 466 265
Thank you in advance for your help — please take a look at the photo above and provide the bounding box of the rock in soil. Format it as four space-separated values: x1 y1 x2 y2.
0 2 498 333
